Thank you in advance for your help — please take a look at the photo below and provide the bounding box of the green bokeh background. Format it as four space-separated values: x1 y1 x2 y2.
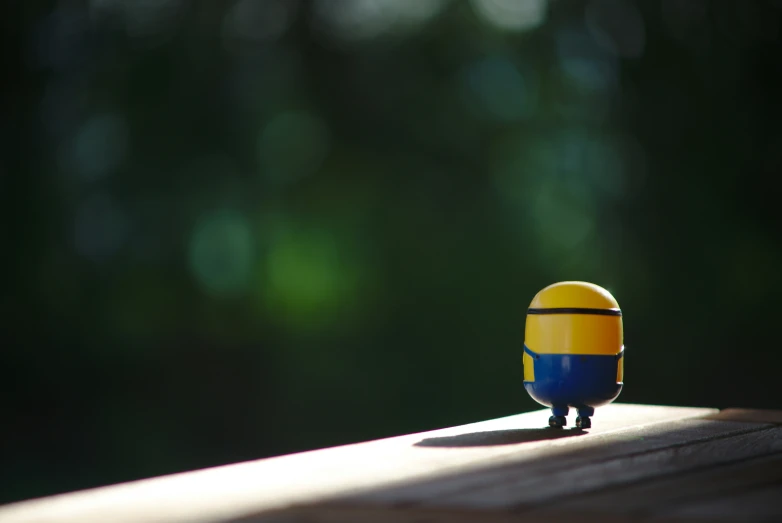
3 0 782 504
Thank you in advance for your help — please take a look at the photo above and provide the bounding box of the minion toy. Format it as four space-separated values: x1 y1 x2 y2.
523 282 624 429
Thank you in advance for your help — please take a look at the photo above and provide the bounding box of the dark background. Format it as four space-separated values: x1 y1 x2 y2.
2 0 781 505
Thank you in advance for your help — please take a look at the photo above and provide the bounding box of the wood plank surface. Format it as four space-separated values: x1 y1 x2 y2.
423 424 782 509
344 418 767 506
655 483 782 522
532 453 782 517
3 404 780 523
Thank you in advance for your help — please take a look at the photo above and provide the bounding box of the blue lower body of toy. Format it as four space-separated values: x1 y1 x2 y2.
523 346 622 415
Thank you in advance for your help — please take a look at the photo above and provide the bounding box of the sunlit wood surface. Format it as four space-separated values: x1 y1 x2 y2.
2 404 781 523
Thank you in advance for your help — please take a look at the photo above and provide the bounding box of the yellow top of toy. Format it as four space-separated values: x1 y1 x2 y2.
525 281 623 357
529 281 619 310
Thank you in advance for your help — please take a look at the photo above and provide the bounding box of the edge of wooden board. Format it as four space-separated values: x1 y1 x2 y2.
702 408 782 425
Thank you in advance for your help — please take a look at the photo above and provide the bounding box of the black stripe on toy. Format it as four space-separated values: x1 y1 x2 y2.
527 308 622 316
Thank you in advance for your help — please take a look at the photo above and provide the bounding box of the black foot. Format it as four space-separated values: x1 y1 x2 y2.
576 416 591 429
549 415 567 428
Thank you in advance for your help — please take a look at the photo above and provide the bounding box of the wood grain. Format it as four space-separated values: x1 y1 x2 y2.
239 419 782 522
534 453 782 518
425 426 782 509
241 504 645 523
242 504 731 523
0 404 715 523
339 419 765 506
654 483 782 522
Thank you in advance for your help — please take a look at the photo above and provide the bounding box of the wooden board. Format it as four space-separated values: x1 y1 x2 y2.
540 453 782 520
0 405 780 523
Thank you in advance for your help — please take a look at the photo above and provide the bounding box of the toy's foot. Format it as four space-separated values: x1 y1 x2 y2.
549 415 567 428
576 416 591 429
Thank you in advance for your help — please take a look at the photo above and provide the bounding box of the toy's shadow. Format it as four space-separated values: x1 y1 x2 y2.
415 428 586 448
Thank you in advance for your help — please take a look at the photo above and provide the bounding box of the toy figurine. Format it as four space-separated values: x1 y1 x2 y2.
522 281 624 429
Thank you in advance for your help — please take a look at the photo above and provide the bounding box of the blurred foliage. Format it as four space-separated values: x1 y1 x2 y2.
2 0 782 504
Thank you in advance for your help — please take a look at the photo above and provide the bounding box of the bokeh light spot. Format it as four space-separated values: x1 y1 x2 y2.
561 58 614 93
585 0 646 59
391 0 446 27
63 113 128 181
73 193 129 263
258 111 330 185
490 131 619 273
32 7 90 71
40 78 89 138
583 136 625 199
311 0 445 43
557 29 618 93
312 0 390 41
222 0 298 46
90 0 183 41
529 180 596 258
263 226 361 328
189 211 254 297
462 57 535 122
470 0 548 32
